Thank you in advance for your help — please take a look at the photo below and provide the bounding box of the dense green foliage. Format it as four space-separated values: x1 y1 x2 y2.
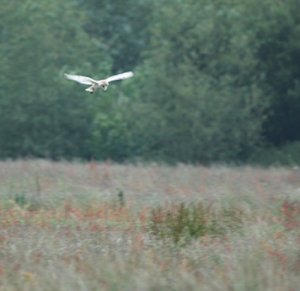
0 0 300 163
0 0 110 159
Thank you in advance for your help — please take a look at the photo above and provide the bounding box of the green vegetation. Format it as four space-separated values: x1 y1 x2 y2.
1 0 300 164
149 202 242 244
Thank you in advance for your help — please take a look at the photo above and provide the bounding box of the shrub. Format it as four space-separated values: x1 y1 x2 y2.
250 141 300 166
148 202 243 245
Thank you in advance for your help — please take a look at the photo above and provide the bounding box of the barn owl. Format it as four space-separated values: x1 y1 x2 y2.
64 71 134 93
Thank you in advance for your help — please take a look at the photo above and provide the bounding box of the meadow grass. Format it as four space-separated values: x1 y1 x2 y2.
0 160 300 290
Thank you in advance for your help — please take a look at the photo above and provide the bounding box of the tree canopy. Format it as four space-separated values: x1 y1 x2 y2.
0 0 300 164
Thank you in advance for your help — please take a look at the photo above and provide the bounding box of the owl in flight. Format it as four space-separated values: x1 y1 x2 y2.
64 71 134 93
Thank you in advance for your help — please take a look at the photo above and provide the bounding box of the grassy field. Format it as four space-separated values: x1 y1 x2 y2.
0 160 299 290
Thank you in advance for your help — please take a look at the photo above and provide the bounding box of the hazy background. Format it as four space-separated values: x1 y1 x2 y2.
1 0 300 165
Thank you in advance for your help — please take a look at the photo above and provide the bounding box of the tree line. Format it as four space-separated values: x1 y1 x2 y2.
0 0 300 164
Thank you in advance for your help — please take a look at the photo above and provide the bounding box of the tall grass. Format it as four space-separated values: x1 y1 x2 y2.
0 160 299 290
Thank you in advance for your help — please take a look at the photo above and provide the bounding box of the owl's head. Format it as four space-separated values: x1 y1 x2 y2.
100 80 109 91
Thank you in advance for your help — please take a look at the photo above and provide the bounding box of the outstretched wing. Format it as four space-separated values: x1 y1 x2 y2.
106 71 134 83
64 73 97 85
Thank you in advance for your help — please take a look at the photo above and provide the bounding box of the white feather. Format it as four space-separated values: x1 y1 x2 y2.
106 72 134 83
85 86 94 93
64 73 97 85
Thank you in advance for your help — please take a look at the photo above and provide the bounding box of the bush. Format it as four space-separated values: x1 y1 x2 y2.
250 142 300 166
148 202 243 245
